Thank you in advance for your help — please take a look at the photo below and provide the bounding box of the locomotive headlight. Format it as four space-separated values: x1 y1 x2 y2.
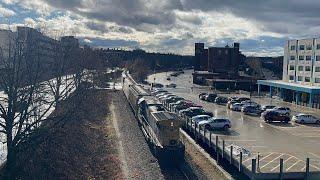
171 122 174 127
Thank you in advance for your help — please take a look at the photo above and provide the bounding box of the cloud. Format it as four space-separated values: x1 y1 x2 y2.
5 0 320 56
0 5 15 17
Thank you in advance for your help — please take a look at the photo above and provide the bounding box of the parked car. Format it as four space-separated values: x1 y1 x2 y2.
179 107 213 118
198 118 231 131
261 111 290 123
271 107 291 115
163 97 184 107
175 102 200 112
292 114 320 124
261 105 276 112
191 115 212 127
236 97 251 102
155 92 170 98
199 93 208 100
151 89 167 96
215 96 229 105
158 94 175 101
241 106 262 115
230 103 243 111
152 83 164 88
240 101 260 108
227 100 238 109
166 83 177 88
205 93 217 102
170 100 191 111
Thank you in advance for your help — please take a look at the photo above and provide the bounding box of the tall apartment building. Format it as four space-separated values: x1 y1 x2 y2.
283 38 320 85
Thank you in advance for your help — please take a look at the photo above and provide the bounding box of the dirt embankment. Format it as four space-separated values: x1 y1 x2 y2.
6 89 123 179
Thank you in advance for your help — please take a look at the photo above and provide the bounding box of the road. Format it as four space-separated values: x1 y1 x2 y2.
148 70 320 173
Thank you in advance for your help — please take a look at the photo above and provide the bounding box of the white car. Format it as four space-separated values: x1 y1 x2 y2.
198 118 231 131
230 103 243 111
191 115 212 127
292 114 320 124
271 107 291 115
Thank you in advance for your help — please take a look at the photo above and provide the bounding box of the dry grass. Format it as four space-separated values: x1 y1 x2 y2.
8 89 123 179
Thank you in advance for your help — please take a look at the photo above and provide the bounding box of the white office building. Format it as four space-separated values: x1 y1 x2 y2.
283 38 320 85
258 38 320 108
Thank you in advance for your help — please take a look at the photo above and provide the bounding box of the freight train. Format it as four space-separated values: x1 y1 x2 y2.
122 72 185 160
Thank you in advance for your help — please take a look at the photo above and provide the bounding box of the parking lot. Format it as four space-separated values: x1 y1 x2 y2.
148 70 320 174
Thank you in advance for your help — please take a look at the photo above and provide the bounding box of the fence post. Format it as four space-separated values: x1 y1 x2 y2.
209 131 212 148
279 158 283 180
222 140 225 159
239 151 243 172
230 145 233 165
257 152 260 172
252 159 257 174
305 158 310 180
215 136 219 153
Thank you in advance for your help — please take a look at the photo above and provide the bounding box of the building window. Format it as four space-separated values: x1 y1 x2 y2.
289 65 295 70
306 56 312 61
315 67 320 72
305 66 311 71
316 56 320 61
298 66 303 71
299 56 304 60
225 50 228 55
290 56 295 60
218 50 222 55
289 76 295 80
305 77 311 82
317 44 320 49
290 45 296 50
307 45 312 50
300 45 305 50
298 76 303 81
315 78 320 83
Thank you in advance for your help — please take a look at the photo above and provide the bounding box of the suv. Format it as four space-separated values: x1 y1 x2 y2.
272 107 291 115
199 118 231 131
262 111 290 123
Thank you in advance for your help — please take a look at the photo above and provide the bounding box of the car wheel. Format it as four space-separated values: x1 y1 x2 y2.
316 120 320 125
205 124 211 130
300 120 304 124
223 125 230 131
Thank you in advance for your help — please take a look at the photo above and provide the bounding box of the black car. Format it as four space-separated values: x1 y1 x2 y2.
262 111 290 123
182 107 213 118
205 93 217 102
215 96 228 105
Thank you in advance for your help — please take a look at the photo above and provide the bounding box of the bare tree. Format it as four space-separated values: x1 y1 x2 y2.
0 27 77 179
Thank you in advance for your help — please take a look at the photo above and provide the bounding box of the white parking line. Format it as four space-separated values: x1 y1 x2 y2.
309 152 320 159
286 160 302 172
259 153 275 161
271 156 295 172
260 154 284 170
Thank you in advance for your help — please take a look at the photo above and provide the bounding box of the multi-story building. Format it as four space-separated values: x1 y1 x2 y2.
258 38 320 108
194 42 242 74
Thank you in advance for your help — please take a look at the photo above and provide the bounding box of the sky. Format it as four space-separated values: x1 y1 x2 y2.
0 0 319 56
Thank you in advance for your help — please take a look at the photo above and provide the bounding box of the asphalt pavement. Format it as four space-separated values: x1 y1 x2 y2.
147 70 320 173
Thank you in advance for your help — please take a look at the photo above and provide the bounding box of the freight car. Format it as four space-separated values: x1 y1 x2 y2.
122 72 185 160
